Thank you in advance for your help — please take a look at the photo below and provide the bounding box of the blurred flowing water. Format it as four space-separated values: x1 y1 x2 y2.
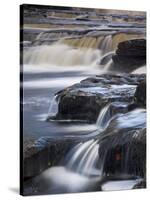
22 31 146 194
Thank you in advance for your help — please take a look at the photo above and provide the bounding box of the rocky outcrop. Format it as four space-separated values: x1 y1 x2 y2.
111 39 146 72
24 137 81 179
48 74 145 123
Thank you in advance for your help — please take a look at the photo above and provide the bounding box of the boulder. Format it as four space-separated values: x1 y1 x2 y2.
111 39 146 72
116 39 146 56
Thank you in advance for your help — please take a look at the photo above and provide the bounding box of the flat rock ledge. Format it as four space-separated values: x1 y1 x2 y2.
49 73 145 123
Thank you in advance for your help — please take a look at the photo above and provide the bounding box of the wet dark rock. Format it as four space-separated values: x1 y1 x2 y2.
111 39 146 72
50 74 145 123
98 126 146 178
134 80 146 107
133 180 146 189
116 39 146 56
24 137 81 179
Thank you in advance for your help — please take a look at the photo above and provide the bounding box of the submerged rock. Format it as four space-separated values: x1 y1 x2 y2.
111 39 146 72
49 74 145 123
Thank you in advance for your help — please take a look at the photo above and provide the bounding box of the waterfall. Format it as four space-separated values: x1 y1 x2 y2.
66 139 100 176
23 31 143 67
99 51 114 71
100 35 112 53
99 51 114 65
96 102 130 131
96 104 112 130
23 43 101 66
47 95 58 119
36 27 144 47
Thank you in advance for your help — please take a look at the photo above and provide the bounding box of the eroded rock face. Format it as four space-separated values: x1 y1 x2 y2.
49 74 145 123
111 39 146 72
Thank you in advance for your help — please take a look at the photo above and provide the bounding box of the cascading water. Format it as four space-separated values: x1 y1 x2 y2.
47 95 58 119
96 104 112 130
29 108 145 195
96 102 128 131
64 108 146 178
23 43 102 66
22 6 146 195
99 51 114 70
98 108 146 177
66 139 100 176
100 35 112 54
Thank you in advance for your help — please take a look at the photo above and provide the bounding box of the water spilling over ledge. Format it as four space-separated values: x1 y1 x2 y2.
23 44 102 66
48 74 144 123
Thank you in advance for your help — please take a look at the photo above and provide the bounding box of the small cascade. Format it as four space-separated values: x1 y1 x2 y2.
60 33 143 53
66 139 100 176
47 95 58 119
99 51 114 71
99 35 112 54
96 102 130 131
96 104 112 130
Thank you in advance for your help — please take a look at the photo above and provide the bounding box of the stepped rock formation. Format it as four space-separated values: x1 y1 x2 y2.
49 74 145 122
